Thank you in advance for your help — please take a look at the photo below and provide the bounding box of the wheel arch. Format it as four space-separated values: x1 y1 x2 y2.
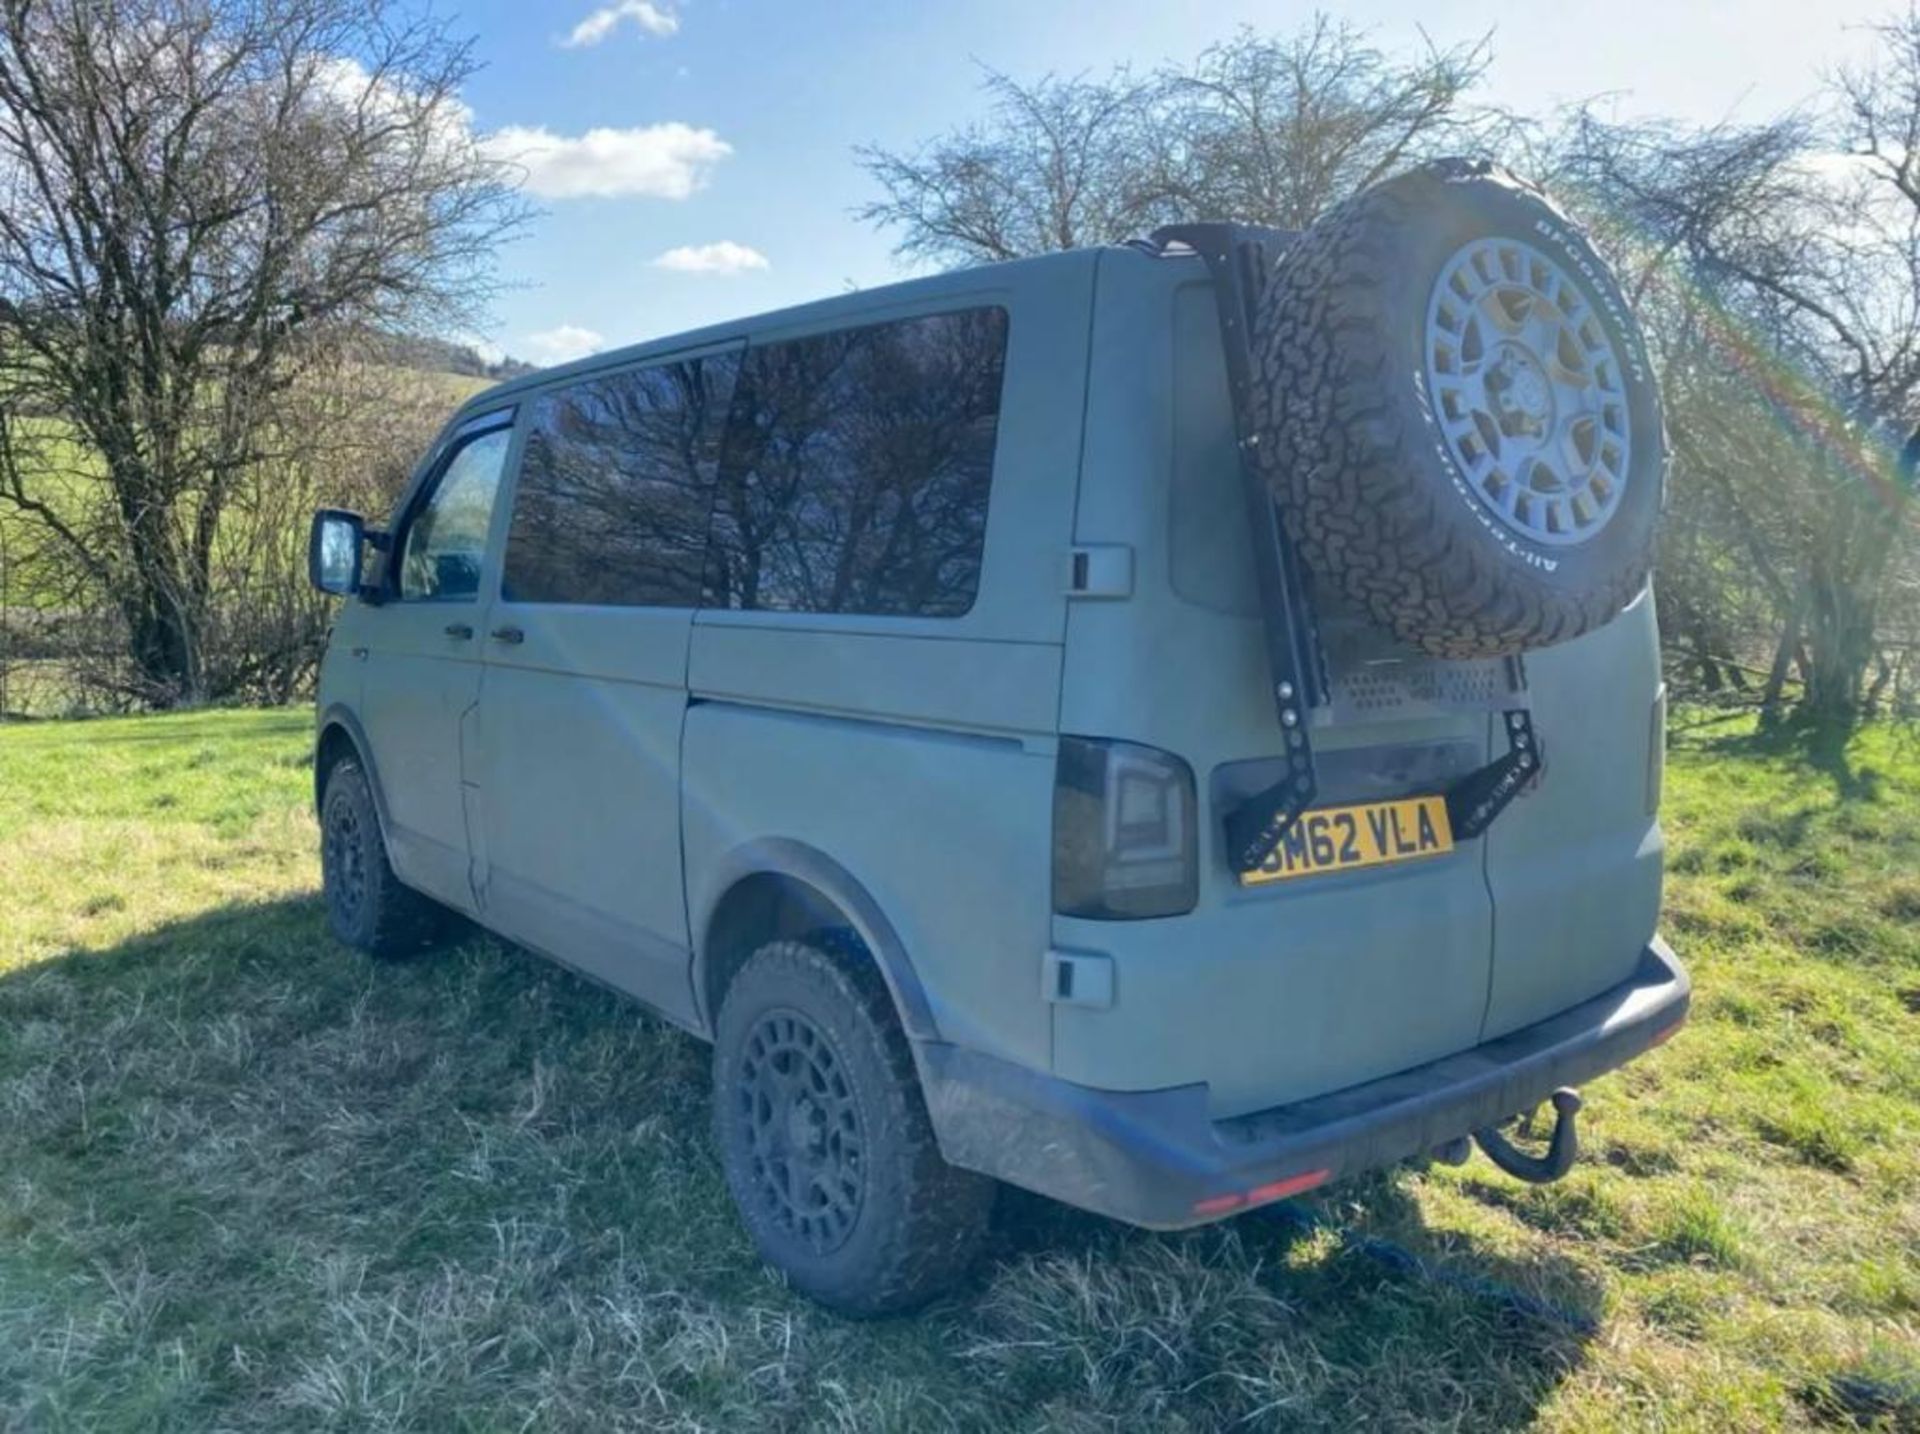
693 839 939 1045
314 704 392 838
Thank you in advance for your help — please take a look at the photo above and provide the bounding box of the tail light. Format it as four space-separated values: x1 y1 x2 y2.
1053 738 1198 919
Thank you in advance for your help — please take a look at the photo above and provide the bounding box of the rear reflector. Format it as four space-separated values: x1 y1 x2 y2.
1192 1192 1245 1217
1247 1168 1333 1205
1192 1166 1331 1218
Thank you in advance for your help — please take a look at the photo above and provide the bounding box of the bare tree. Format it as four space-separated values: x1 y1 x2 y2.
1560 76 1920 722
857 68 1169 266
861 7 1920 725
857 15 1498 267
0 0 523 707
1152 20 1494 230
190 356 452 705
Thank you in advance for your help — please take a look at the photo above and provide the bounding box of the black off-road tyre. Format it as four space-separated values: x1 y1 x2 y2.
319 756 448 959
713 938 995 1316
1249 158 1666 658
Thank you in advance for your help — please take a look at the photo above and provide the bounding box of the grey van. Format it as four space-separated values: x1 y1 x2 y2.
307 161 1688 1315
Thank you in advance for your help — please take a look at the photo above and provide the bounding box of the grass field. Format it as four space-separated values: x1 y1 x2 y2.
1 710 1916 1430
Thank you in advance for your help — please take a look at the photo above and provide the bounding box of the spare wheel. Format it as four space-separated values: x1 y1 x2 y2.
1247 158 1666 659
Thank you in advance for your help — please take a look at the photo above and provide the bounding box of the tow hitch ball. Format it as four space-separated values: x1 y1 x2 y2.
1473 1088 1583 1184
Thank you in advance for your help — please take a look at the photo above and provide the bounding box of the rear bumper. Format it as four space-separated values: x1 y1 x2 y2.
921 936 1688 1228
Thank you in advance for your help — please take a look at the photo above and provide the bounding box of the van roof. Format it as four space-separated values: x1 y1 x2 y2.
460 244 1116 416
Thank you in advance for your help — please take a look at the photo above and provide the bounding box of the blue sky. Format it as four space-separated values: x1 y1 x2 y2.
452 0 1894 364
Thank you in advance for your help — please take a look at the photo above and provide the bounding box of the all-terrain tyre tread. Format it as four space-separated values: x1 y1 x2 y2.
1247 158 1661 658
320 756 448 960
714 938 994 1317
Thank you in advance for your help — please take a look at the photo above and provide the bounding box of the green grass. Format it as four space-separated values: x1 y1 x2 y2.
1 709 1916 1430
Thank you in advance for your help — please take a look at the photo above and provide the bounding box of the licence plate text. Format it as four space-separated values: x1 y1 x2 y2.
1239 795 1454 885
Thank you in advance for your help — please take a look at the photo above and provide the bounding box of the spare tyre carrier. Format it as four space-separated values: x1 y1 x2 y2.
1147 222 1544 876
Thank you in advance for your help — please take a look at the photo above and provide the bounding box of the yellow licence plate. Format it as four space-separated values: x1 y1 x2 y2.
1239 795 1454 886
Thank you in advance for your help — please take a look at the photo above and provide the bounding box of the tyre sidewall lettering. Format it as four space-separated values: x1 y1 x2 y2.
1254 161 1666 655
1413 362 1563 575
1408 214 1664 584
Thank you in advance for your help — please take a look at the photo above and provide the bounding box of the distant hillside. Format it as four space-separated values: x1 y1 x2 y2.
372 333 537 382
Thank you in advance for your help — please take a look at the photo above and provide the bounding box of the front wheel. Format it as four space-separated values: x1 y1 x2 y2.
713 938 995 1316
319 756 449 959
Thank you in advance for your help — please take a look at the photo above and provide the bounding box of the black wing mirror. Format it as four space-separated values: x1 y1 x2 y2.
308 509 367 596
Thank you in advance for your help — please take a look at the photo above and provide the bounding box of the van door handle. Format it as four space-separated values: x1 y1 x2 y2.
443 622 474 640
490 625 525 645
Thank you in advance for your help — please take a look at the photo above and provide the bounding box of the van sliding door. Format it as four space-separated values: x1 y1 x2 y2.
471 343 742 1027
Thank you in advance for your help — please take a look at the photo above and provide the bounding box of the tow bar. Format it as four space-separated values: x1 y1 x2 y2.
1473 1088 1583 1184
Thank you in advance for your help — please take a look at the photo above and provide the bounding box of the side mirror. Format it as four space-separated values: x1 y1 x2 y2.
309 509 366 596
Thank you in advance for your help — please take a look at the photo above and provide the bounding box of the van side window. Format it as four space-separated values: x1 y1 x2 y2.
502 353 740 606
398 427 513 602
707 307 1008 617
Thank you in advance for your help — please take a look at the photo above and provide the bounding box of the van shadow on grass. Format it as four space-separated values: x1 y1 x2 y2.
1677 709 1887 804
0 896 1601 1429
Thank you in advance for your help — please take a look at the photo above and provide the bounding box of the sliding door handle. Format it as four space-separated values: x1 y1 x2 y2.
490 625 525 645
443 622 474 640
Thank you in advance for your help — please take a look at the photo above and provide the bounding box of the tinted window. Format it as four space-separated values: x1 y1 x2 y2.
398 427 512 601
706 307 1007 617
1169 283 1259 616
502 352 739 606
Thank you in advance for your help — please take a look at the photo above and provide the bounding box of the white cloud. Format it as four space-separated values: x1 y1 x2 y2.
482 123 730 200
525 325 607 364
561 1 679 48
311 55 475 155
651 240 770 275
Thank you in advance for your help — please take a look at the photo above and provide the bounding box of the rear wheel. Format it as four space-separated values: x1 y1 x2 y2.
319 756 448 959
713 938 994 1316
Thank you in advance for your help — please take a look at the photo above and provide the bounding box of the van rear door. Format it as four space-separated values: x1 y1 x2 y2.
1481 600 1665 1036
1050 253 1497 1119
